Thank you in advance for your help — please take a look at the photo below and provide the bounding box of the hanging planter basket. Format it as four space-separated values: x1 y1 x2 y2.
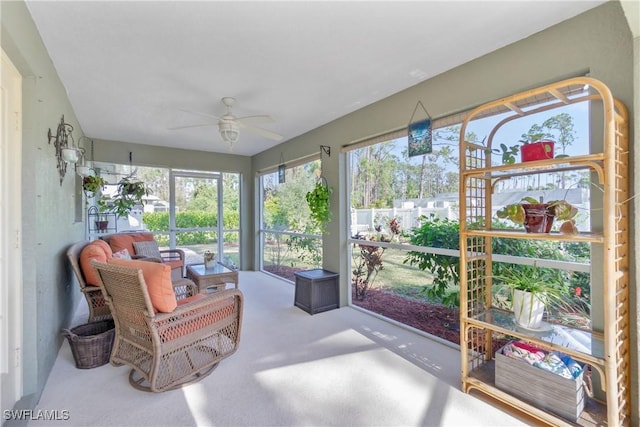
82 174 106 198
306 177 333 232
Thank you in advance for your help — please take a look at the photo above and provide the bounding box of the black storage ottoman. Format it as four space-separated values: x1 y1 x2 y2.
294 269 339 315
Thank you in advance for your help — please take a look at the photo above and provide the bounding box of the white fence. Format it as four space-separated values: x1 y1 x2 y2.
351 188 591 236
350 206 457 236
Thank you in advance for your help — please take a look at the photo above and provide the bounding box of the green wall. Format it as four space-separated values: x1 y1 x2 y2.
1 0 87 410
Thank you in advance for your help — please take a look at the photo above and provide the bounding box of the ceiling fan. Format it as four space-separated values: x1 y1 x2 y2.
169 97 283 149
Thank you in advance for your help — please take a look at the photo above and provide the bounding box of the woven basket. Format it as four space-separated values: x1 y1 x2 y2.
63 319 115 369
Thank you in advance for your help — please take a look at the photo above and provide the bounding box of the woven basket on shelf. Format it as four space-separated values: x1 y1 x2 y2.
62 319 115 369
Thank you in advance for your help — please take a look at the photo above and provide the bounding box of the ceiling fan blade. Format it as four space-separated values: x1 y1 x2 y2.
239 122 284 141
236 115 275 124
167 123 216 131
178 108 221 121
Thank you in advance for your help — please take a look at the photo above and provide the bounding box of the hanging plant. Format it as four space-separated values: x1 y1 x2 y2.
110 177 151 218
305 178 333 232
82 175 106 198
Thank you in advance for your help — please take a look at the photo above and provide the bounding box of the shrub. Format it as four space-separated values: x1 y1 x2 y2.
403 215 591 309
404 215 460 307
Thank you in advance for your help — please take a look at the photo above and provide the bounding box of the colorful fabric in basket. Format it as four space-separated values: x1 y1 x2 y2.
501 341 582 380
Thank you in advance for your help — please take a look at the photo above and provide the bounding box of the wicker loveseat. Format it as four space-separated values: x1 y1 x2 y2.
99 232 186 280
67 240 196 322
92 260 243 392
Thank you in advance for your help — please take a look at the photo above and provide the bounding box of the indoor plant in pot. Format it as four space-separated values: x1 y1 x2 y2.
93 196 113 232
494 264 568 329
496 196 578 234
519 136 555 162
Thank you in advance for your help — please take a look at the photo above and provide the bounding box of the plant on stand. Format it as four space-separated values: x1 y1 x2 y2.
496 196 578 234
494 264 568 329
518 133 556 162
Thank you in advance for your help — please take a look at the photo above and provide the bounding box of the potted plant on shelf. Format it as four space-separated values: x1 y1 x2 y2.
496 196 578 234
305 178 333 233
494 264 568 329
519 134 555 162
90 197 112 232
111 177 150 218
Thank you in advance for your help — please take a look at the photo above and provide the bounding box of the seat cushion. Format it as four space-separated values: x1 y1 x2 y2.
108 258 177 313
80 240 113 286
159 294 235 342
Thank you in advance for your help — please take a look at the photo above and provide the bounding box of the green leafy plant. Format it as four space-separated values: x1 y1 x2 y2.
287 233 322 268
305 180 333 232
493 263 569 317
404 215 460 307
82 175 106 195
110 177 150 218
492 143 520 165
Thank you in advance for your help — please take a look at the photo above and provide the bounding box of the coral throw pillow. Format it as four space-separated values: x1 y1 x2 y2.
80 240 113 286
108 258 177 313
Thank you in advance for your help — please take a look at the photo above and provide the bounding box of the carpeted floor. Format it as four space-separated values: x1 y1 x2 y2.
32 271 527 427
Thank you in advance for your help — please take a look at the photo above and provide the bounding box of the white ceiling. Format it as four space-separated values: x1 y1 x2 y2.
25 1 607 157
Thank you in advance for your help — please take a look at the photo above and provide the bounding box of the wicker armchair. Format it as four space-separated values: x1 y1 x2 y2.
67 241 112 322
92 261 243 392
67 240 197 322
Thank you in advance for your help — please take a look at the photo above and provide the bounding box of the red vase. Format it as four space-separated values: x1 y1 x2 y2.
521 140 554 162
95 220 109 232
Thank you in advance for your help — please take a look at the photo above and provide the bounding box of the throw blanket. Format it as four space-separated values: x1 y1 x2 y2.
502 341 582 379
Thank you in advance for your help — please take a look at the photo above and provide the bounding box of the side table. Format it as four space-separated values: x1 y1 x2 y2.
186 263 239 293
294 269 339 315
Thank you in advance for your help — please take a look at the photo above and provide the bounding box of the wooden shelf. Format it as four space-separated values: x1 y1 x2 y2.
467 362 607 426
464 229 604 244
467 308 604 365
462 153 605 183
458 77 630 426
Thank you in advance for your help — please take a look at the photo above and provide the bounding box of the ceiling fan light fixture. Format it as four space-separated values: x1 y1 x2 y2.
219 120 240 145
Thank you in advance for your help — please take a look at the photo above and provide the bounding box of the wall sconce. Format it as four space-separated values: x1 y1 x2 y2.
74 136 93 177
62 146 81 163
48 115 75 185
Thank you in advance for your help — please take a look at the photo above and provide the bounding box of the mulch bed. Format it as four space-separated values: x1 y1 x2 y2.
352 287 461 344
264 265 461 345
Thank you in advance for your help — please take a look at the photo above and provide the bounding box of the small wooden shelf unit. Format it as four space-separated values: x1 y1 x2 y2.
458 77 630 426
